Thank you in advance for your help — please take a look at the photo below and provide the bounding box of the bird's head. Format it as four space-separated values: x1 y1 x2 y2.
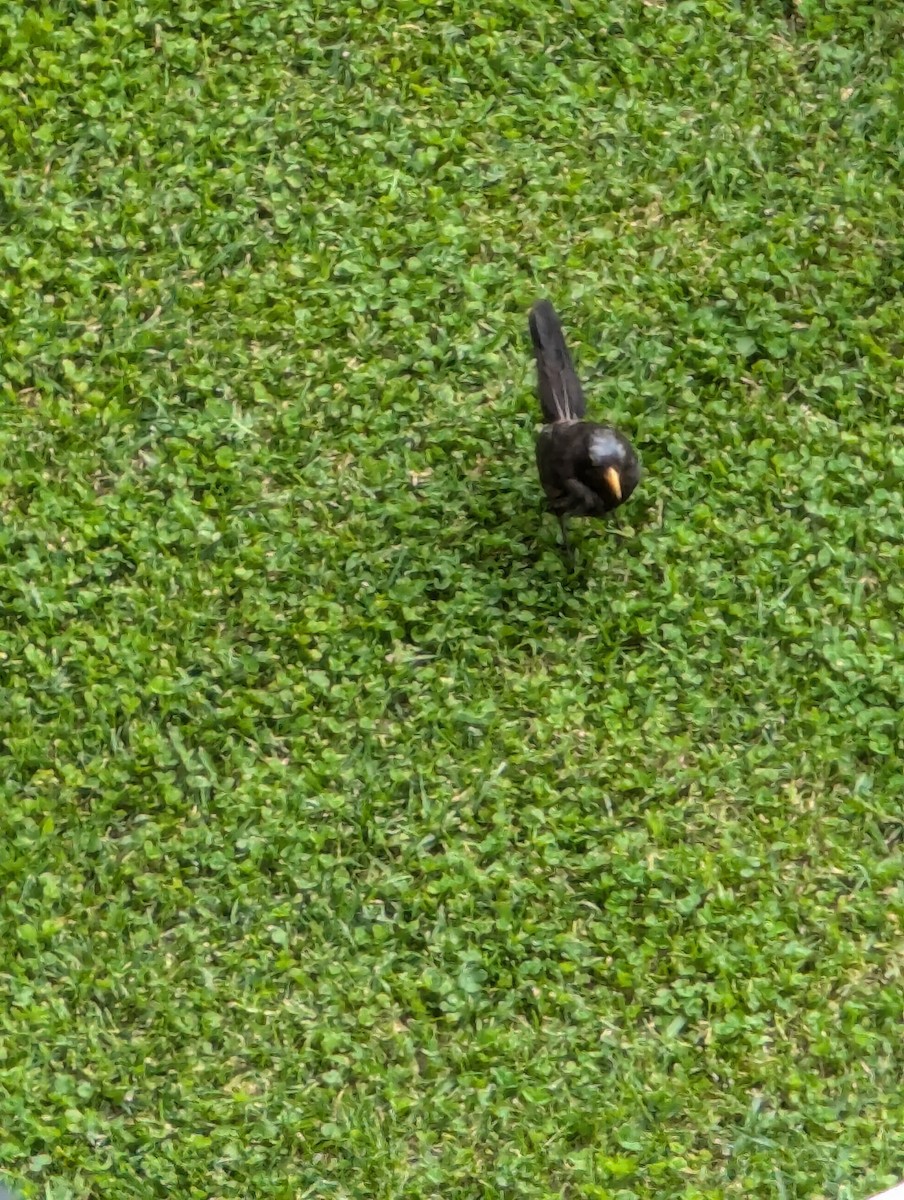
588 428 640 510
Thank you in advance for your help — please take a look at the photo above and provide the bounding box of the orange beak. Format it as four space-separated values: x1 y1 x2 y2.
604 466 622 501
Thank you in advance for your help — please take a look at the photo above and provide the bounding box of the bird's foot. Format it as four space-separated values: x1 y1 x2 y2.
558 515 575 568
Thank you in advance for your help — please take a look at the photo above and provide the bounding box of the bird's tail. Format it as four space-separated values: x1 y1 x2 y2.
528 299 586 423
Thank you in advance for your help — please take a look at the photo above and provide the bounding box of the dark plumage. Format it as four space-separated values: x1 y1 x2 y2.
529 299 640 557
529 299 587 424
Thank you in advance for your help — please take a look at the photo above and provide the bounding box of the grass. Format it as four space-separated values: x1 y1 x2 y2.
1 1 904 1197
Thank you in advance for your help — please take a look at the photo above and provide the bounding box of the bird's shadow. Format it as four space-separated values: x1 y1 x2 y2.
453 456 640 593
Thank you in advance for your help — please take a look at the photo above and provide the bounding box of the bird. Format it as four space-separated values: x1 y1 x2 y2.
529 299 640 560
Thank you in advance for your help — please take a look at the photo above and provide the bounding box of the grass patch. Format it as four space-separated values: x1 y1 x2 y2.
1 1 904 1197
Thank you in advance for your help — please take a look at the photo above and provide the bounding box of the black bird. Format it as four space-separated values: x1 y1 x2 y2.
529 299 640 559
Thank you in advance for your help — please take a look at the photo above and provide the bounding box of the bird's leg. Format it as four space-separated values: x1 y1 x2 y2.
531 496 549 553
558 514 574 566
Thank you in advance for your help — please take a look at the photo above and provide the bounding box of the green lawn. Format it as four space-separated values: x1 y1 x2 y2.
2 2 904 1197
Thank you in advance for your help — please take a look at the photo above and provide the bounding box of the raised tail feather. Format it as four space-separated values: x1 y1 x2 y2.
528 299 586 423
